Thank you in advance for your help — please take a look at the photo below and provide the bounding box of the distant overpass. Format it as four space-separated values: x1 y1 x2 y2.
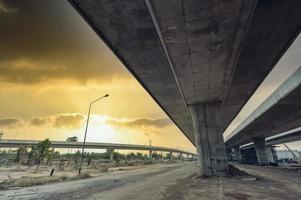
225 67 301 164
226 67 301 148
0 139 196 157
240 129 301 150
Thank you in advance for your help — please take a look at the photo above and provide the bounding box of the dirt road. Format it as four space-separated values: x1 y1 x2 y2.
0 162 197 200
1 162 301 200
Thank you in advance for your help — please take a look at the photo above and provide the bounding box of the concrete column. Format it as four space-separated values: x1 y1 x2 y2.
149 150 153 159
271 146 278 162
233 146 242 162
179 153 183 160
188 102 228 177
253 138 269 165
265 146 274 163
106 148 114 161
226 149 232 161
169 151 173 160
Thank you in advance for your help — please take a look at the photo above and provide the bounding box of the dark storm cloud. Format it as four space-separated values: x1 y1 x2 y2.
0 60 124 84
0 117 23 127
29 117 48 126
30 114 85 129
107 118 172 129
0 0 127 84
0 0 17 14
54 114 84 128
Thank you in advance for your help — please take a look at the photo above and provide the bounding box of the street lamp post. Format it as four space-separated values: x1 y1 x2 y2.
78 94 109 174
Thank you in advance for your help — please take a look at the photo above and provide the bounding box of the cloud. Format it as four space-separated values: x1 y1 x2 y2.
0 1 17 14
30 113 85 129
0 1 128 85
0 59 127 85
1 114 172 132
54 114 85 128
29 117 49 126
0 117 23 127
107 118 172 129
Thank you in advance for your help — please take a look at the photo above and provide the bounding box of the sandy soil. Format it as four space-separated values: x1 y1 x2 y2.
0 165 76 182
0 160 155 184
0 162 193 200
1 162 301 200
164 163 301 200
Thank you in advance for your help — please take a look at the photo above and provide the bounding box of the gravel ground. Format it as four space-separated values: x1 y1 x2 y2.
163 163 301 200
1 162 301 200
0 162 196 200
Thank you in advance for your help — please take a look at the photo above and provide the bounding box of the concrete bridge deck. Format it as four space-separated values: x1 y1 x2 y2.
240 129 301 150
225 67 301 149
0 139 196 156
68 0 301 176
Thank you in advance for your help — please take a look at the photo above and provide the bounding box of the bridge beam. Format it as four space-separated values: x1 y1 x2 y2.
188 102 228 177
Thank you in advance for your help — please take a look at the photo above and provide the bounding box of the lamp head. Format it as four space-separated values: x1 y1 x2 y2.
104 94 109 97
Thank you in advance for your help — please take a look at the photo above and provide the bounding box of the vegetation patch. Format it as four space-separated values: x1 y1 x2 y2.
0 173 93 190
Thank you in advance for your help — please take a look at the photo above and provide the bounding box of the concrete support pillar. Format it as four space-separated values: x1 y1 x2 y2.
149 150 153 159
226 149 232 161
179 153 183 160
233 146 242 162
265 146 274 163
106 148 114 161
169 151 173 160
188 102 228 177
253 138 269 165
271 146 278 162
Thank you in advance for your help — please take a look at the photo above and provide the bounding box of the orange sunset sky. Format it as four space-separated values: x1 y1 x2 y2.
0 0 195 152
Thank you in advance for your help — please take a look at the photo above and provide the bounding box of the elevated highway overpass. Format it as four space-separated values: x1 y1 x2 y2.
237 129 301 163
0 139 196 158
240 129 301 150
225 67 301 164
69 0 301 175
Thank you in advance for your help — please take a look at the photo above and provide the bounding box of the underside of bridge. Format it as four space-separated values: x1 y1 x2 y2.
69 0 301 176
226 67 301 149
225 67 301 165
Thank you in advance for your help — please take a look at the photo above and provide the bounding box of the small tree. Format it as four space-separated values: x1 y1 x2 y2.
87 157 92 165
35 139 51 171
74 150 81 165
127 152 136 160
46 148 55 167
27 145 38 165
15 146 28 169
